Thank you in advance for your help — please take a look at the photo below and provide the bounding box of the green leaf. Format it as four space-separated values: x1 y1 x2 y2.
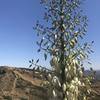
74 31 78 36
43 41 48 46
36 41 40 46
90 67 93 71
62 24 66 29
88 62 92 65
44 53 47 60
36 59 39 63
29 60 31 63
70 39 76 48
80 53 85 59
32 59 34 62
37 49 41 52
29 64 32 68
40 39 43 44
66 14 70 20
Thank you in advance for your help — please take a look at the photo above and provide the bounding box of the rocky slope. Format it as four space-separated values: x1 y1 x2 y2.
0 66 100 100
0 66 48 100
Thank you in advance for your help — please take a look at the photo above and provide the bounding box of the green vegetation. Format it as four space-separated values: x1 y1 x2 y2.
32 0 94 100
3 95 12 100
20 97 28 100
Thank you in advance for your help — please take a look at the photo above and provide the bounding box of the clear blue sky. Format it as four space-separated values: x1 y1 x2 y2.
0 0 99 70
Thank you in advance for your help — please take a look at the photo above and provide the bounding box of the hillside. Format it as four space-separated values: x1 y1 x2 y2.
0 66 100 100
0 66 48 100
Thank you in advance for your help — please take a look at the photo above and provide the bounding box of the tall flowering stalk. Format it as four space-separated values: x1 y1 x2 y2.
33 0 94 100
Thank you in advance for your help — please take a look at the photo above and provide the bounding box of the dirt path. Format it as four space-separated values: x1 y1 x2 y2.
13 70 42 86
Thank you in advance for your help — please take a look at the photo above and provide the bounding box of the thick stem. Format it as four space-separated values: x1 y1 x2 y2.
59 0 66 100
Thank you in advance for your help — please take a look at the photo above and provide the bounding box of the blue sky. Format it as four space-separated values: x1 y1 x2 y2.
0 0 99 70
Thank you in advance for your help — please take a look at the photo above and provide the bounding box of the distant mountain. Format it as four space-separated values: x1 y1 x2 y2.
85 70 100 81
95 70 100 80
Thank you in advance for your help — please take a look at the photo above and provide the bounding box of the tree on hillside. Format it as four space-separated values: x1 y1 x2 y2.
32 0 94 100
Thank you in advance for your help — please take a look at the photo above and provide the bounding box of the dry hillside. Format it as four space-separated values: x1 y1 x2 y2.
0 66 99 100
0 66 48 100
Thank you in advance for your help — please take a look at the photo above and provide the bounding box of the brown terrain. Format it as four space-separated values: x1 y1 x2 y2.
0 66 100 100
